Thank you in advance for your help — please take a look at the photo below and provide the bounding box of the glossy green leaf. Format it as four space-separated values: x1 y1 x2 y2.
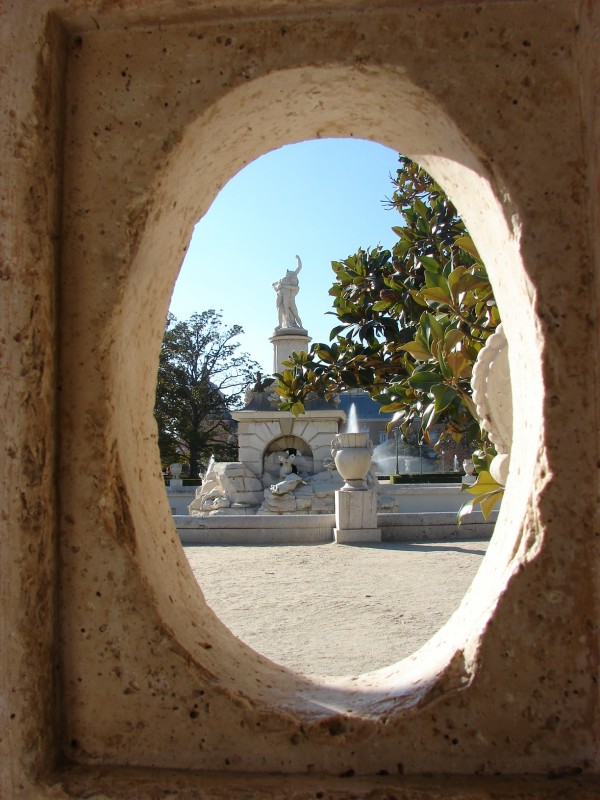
401 340 431 360
437 353 454 380
290 401 305 417
455 234 481 260
458 390 479 420
372 300 394 312
379 401 407 413
420 287 452 305
427 312 444 343
465 470 501 495
431 383 458 413
421 401 440 431
425 270 449 292
328 325 347 340
407 371 440 391
409 289 429 307
456 273 488 295
447 265 467 292
445 350 468 378
479 490 503 519
443 327 464 352
418 255 441 273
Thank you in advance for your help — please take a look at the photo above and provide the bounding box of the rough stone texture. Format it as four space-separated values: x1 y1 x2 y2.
2 1 600 798
188 462 264 513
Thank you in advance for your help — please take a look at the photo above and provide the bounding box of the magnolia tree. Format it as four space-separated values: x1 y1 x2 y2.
275 156 502 503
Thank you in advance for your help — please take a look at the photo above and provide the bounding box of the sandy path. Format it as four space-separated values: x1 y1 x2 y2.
184 539 489 678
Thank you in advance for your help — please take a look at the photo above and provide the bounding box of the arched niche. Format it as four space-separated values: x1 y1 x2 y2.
263 435 315 481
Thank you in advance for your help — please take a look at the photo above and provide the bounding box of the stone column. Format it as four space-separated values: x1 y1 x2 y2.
270 327 311 374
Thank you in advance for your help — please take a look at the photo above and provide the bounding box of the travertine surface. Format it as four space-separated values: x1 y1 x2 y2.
2 1 600 798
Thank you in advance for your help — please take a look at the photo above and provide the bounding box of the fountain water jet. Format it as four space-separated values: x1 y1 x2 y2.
343 402 360 434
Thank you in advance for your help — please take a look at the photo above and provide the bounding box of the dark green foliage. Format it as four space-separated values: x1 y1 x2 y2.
154 311 259 477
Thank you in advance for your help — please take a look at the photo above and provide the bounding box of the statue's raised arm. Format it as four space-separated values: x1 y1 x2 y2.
294 255 302 275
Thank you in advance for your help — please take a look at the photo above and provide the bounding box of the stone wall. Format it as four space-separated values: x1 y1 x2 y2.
234 410 344 477
2 1 600 798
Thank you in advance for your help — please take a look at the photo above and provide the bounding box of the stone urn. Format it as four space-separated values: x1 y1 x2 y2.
331 432 373 491
462 458 477 486
169 463 183 479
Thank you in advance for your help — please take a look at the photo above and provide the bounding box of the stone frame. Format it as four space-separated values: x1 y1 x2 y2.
2 2 600 798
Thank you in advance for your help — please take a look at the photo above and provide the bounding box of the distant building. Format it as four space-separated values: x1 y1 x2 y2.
337 388 474 474
337 389 395 445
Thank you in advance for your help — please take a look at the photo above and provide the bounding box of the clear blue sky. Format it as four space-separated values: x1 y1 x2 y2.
169 138 401 372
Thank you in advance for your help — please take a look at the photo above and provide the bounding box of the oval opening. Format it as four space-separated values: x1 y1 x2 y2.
115 63 540 719
164 139 494 677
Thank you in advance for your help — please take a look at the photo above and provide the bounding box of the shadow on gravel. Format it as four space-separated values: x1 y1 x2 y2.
341 541 489 557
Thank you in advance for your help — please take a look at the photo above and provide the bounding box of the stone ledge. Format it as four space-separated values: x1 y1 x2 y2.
175 514 336 529
50 765 600 799
174 512 495 544
380 511 497 541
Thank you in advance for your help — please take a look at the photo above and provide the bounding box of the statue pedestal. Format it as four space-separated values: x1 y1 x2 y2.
270 327 311 374
334 489 381 544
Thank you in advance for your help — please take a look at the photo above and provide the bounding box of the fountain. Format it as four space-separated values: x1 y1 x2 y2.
173 262 497 542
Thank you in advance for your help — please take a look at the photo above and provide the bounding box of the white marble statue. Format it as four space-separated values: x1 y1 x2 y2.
188 461 264 515
277 450 297 479
269 473 306 495
273 255 303 329
190 454 398 516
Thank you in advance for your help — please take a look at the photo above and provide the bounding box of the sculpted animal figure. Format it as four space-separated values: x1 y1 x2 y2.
277 450 297 478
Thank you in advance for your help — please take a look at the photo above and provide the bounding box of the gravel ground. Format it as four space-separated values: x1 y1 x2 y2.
184 539 489 678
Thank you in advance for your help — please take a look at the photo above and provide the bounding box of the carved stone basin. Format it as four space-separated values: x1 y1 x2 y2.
332 431 373 491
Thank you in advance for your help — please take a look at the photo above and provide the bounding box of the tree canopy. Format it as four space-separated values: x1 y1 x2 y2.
275 155 500 451
155 310 260 477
